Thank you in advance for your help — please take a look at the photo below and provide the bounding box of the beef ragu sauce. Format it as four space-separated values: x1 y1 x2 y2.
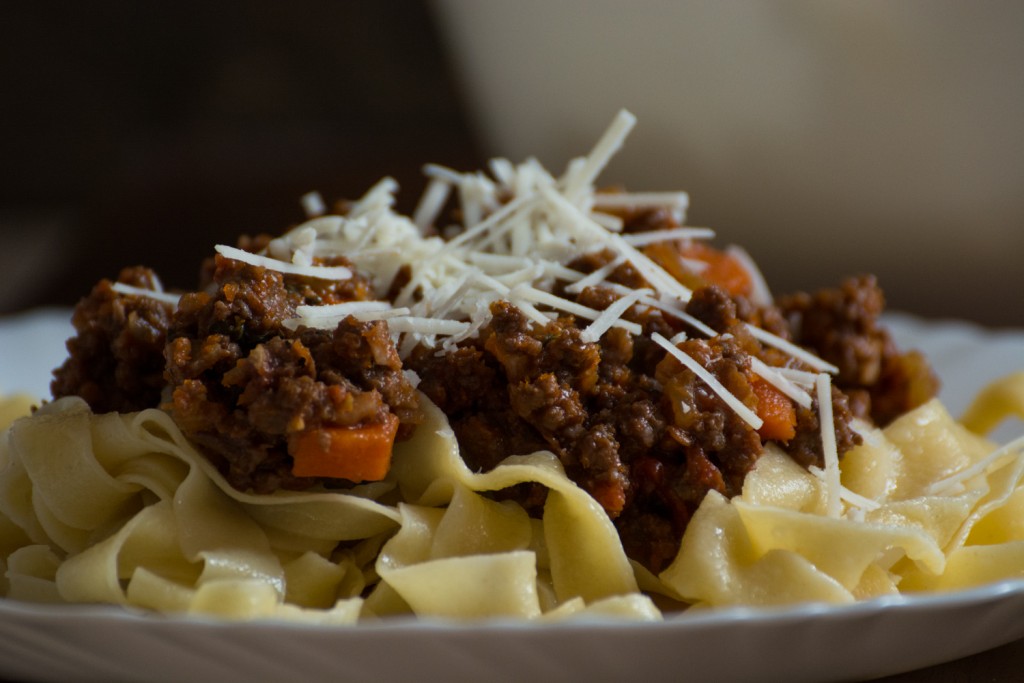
54 255 422 495
164 256 420 493
410 208 884 572
49 112 939 573
51 225 935 572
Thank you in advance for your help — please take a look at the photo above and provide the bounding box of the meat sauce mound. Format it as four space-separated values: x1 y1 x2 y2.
51 214 938 573
164 255 420 493
777 275 940 426
409 280 868 571
54 248 421 495
52 266 173 414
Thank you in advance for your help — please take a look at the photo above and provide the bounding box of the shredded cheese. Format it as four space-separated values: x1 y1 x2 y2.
775 367 820 389
924 434 1024 496
412 177 452 231
111 282 181 307
749 356 813 409
591 191 689 212
562 109 637 202
816 373 842 518
726 244 772 307
563 255 625 294
295 301 395 318
232 109 848 464
621 227 715 247
652 333 763 430
580 288 651 343
510 284 643 336
808 466 882 512
214 245 353 281
300 191 326 218
745 324 840 374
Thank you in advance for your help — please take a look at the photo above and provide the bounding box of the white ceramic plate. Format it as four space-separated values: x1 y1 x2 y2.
0 309 1022 683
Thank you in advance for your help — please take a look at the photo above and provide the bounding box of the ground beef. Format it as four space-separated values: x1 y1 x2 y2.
655 335 763 495
50 203 934 575
414 302 627 509
778 275 939 424
786 384 862 469
564 248 649 291
684 284 864 468
51 266 174 413
165 255 419 493
411 271 878 572
198 233 375 305
410 290 797 572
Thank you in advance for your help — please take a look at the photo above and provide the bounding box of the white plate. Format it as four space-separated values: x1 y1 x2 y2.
0 309 1022 683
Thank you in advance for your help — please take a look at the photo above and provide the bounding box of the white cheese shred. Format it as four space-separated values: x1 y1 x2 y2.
295 301 395 318
217 110 842 439
563 109 637 202
808 466 882 512
749 356 813 409
214 245 353 281
726 244 772 307
579 288 650 343
564 256 626 294
511 284 643 336
110 282 181 307
652 332 763 430
591 191 690 212
924 435 1024 497
775 367 819 389
412 177 452 231
621 227 715 247
745 324 840 375
300 191 326 218
816 373 843 518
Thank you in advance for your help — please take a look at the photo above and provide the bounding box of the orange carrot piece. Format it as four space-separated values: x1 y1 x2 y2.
289 414 399 482
642 241 753 297
642 242 703 290
750 376 797 442
589 479 627 517
677 242 753 298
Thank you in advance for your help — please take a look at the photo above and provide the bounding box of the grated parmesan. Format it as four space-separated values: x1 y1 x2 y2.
250 110 849 467
745 324 840 374
621 227 716 247
300 191 326 218
111 282 181 307
579 288 651 343
816 373 843 518
214 245 353 281
652 332 763 430
749 356 813 409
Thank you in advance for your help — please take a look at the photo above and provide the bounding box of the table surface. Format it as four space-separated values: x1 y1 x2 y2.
0 639 1021 683
877 636 1024 682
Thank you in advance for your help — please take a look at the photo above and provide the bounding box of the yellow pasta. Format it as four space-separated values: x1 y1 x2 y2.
659 380 1024 608
0 394 657 621
0 368 1022 621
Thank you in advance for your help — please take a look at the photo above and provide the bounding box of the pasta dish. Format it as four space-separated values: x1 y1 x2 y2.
1 111 1022 623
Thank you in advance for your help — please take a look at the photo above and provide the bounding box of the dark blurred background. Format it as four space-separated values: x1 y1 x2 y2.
0 0 483 312
1 1 1022 327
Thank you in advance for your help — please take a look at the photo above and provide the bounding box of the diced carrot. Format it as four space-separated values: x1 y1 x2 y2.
749 375 797 442
677 242 753 298
589 479 627 517
289 413 399 482
643 241 753 297
642 242 703 290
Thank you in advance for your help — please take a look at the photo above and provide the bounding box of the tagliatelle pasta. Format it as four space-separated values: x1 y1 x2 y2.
0 394 660 621
663 392 1024 607
0 373 1022 620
